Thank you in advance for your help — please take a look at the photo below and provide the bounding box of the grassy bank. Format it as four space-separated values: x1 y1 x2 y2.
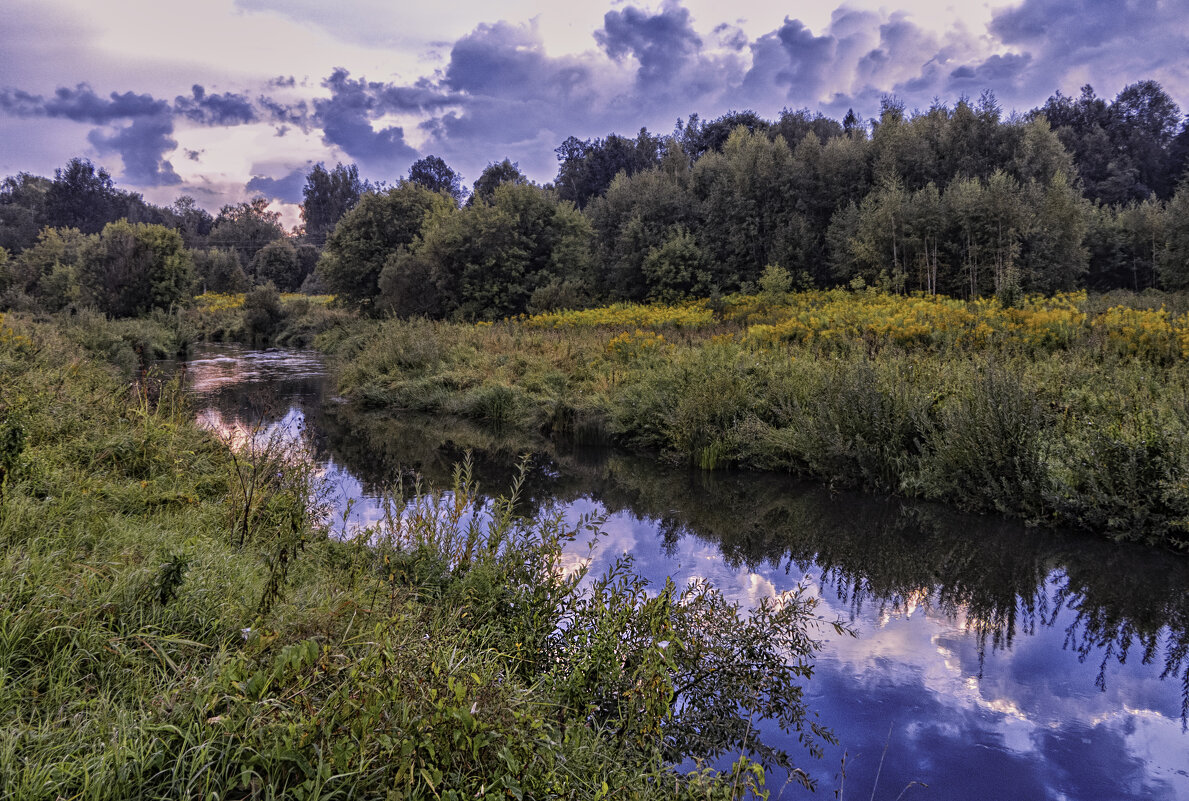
186 291 355 347
0 313 840 799
327 289 1189 550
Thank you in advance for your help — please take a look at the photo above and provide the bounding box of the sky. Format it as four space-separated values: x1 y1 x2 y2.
2 0 1188 226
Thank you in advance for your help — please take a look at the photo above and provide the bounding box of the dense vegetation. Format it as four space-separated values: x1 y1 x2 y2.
326 284 1189 550
0 312 849 799
2 81 1189 326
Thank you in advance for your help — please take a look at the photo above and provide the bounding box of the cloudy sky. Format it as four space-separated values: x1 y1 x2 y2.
3 0 1187 224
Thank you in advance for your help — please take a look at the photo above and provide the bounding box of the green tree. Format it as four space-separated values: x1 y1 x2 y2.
848 176 910 289
45 158 121 234
1020 172 1089 293
241 282 284 340
318 183 453 311
167 195 214 250
250 238 306 291
82 221 193 317
691 127 802 290
0 173 52 253
641 226 710 301
1159 185 1189 289
301 163 364 245
381 183 591 320
209 198 285 266
469 159 528 205
586 145 697 301
408 155 463 204
3 227 93 310
193 248 248 294
941 177 986 297
1117 198 1165 290
555 129 662 207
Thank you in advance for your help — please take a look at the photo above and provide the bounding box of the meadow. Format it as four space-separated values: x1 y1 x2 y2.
329 287 1189 550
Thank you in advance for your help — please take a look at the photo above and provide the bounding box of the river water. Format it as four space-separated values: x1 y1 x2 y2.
182 344 1189 800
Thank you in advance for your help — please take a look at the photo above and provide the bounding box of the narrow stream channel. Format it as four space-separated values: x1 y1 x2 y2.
182 343 1189 800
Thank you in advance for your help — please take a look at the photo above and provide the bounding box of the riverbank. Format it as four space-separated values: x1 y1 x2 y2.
0 314 838 799
325 289 1189 550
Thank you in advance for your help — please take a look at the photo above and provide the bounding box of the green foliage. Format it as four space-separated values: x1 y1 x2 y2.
208 198 285 266
318 183 453 311
1159 185 1189 290
642 226 710 301
193 246 248 293
301 162 364 246
408 154 463 203
382 183 592 320
1 316 841 799
250 237 306 291
469 158 527 205
241 283 285 341
327 292 1189 548
81 220 194 317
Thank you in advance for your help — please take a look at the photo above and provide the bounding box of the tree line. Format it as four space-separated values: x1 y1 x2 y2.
2 80 1188 319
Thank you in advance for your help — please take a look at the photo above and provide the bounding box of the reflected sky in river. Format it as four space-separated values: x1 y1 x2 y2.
179 344 1189 800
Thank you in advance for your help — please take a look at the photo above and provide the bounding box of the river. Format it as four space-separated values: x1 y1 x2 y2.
181 343 1189 800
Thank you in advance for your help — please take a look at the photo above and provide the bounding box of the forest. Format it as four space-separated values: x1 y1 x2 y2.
2 80 1188 321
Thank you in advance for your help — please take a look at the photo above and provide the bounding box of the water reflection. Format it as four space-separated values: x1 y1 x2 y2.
181 344 1189 800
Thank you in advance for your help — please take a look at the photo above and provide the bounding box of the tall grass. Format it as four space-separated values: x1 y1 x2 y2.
326 289 1189 549
0 313 843 799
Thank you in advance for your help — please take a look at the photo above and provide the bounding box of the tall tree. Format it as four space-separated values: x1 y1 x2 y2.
301 163 365 245
193 248 248 294
554 129 663 208
317 183 453 311
691 128 801 290
381 183 591 320
45 158 121 234
469 160 528 205
167 195 214 250
677 111 770 162
1159 185 1189 290
81 221 193 317
0 173 52 253
407 156 463 204
208 198 285 266
251 238 307 291
586 145 697 300
1110 80 1182 199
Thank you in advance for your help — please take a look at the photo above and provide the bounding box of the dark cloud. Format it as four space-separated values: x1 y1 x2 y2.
445 22 568 98
174 85 257 125
741 18 838 106
979 0 1189 105
185 148 202 161
269 75 297 88
991 0 1125 51
0 84 167 124
88 116 181 186
0 83 181 186
245 166 307 204
257 95 311 129
596 3 702 86
947 53 1034 94
312 69 422 175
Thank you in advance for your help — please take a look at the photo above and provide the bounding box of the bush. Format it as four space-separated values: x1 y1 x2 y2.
241 282 284 341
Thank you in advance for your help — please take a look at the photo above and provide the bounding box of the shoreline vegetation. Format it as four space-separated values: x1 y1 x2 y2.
0 312 844 799
324 283 1189 551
